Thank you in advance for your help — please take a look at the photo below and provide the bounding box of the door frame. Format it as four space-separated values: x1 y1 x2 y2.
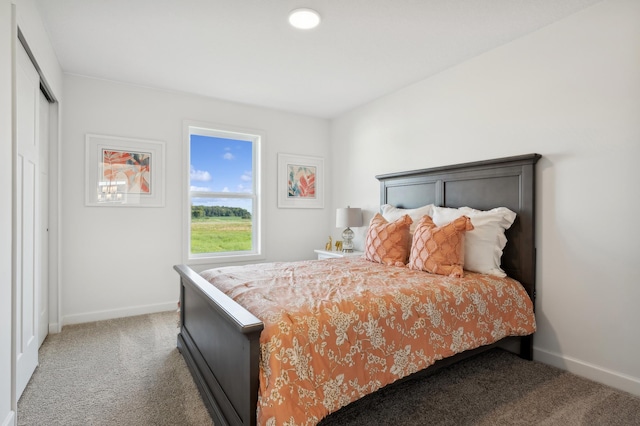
46 96 61 335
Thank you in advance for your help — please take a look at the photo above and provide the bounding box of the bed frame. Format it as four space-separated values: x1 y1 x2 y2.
175 153 541 426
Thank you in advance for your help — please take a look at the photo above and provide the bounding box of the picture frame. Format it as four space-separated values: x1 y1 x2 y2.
85 134 165 207
277 153 324 209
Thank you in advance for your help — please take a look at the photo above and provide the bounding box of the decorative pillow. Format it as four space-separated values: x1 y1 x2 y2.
381 204 434 234
432 206 517 277
364 213 412 266
408 215 474 277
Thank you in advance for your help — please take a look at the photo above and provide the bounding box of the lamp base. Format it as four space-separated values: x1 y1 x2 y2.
342 227 355 253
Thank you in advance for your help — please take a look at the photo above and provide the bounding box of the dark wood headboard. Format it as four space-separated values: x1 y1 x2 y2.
376 154 541 304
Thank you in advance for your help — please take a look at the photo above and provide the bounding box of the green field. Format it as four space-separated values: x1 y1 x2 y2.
191 216 252 253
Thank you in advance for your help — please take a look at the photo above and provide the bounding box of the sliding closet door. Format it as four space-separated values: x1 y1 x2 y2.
15 41 41 399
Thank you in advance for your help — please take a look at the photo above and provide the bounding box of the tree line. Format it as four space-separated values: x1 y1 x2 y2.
191 205 251 219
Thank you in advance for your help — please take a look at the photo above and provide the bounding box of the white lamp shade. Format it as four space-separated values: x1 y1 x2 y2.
336 207 363 228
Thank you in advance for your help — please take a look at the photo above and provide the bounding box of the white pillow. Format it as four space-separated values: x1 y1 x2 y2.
431 206 516 277
381 204 434 234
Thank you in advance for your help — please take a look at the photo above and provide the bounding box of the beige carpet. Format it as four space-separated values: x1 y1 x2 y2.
320 349 640 426
18 311 640 425
18 311 212 426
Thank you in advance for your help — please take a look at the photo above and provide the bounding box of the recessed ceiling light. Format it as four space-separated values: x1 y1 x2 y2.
288 8 321 30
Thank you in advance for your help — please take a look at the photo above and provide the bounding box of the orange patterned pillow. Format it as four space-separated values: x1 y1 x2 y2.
365 213 412 266
408 215 474 277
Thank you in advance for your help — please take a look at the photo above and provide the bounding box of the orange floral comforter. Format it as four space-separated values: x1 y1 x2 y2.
200 257 536 426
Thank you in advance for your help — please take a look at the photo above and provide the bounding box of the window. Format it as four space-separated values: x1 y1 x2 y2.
184 122 263 263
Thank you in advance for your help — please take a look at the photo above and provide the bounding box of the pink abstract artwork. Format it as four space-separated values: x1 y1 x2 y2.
287 164 316 198
102 150 151 194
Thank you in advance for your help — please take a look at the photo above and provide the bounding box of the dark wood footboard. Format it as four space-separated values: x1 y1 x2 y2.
175 264 264 426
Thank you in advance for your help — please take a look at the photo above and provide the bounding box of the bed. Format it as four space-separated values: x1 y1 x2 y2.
175 153 541 426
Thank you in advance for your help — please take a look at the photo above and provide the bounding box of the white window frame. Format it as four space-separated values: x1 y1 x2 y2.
183 120 265 265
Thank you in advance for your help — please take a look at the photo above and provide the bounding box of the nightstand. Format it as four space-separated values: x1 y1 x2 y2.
314 249 364 260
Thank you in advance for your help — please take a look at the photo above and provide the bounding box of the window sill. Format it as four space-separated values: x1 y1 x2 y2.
187 252 266 267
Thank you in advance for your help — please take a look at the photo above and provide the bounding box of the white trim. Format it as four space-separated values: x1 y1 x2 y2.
62 302 178 326
51 101 62 336
188 252 266 266
182 120 265 265
9 4 17 419
534 347 640 397
1 411 15 426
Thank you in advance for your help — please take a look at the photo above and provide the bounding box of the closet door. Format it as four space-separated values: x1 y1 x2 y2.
15 41 41 399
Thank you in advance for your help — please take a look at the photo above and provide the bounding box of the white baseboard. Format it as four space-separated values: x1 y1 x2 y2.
48 322 61 334
534 347 640 397
62 302 178 326
1 410 15 426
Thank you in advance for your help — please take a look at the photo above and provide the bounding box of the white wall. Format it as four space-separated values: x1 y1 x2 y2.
1 2 15 424
61 75 330 324
330 0 640 396
14 0 62 98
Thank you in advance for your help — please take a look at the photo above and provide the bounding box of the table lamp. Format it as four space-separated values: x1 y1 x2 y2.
336 206 363 252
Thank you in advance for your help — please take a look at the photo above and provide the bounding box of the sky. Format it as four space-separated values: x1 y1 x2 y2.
190 134 253 210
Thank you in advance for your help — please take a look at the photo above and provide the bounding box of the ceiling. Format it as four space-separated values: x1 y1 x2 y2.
35 0 601 119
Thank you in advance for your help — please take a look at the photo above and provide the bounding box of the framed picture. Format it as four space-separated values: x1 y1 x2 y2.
277 153 324 208
85 134 165 207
